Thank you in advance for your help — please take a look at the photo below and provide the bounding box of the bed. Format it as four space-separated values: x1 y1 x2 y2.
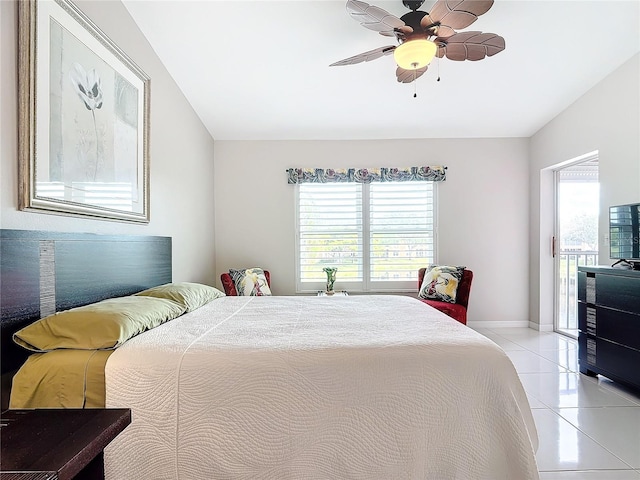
1 230 539 480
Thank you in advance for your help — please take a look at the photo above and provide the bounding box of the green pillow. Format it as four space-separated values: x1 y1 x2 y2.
135 282 225 312
13 295 186 352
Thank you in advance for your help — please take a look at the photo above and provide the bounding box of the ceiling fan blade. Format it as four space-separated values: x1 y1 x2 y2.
346 0 406 34
330 45 396 66
420 14 456 37
428 0 494 30
396 66 427 83
439 31 505 61
379 25 413 38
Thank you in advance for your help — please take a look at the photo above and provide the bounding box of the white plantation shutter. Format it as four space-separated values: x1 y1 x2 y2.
296 182 436 293
297 183 363 285
369 182 435 283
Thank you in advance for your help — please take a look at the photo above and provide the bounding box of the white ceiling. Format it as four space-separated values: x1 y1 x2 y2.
122 0 640 141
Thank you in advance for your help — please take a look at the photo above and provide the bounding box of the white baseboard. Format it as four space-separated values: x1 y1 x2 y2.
529 321 554 332
467 320 530 329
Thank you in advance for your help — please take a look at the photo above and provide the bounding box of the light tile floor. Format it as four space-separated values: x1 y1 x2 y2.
472 327 640 480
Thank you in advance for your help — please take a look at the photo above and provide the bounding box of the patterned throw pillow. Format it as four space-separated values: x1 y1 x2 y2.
229 268 272 296
418 265 465 304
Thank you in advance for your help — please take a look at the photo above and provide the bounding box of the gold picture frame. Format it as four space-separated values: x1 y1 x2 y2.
18 0 150 223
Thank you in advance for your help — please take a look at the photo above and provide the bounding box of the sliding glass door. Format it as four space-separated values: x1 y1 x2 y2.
554 157 599 337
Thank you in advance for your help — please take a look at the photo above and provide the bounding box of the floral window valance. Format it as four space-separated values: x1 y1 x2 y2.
286 166 446 184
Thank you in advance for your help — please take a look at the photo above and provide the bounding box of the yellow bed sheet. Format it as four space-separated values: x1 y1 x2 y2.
9 349 113 409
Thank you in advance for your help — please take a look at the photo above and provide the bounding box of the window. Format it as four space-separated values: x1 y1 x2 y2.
296 181 436 292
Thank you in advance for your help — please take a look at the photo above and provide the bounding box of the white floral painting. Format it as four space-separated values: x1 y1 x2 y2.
18 0 150 223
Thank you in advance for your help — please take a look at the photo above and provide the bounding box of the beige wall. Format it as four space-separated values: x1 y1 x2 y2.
0 0 217 284
214 138 531 326
529 54 640 329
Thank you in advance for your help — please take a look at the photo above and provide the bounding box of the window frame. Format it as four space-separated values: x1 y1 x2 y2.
295 181 438 293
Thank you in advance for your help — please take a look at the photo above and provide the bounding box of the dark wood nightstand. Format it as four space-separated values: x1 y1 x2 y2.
0 409 131 480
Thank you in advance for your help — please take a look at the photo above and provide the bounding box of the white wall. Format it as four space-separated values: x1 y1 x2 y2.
4 2 634 327
214 138 530 326
529 54 640 329
0 0 217 284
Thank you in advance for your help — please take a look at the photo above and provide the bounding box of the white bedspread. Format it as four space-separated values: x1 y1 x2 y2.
105 295 539 479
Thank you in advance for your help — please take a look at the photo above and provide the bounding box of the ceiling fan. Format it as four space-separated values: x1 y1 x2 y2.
330 0 506 84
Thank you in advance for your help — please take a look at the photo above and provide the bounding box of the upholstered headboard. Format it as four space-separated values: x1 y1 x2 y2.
0 230 172 398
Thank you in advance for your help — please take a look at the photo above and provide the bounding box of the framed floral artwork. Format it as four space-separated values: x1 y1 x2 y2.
18 0 150 223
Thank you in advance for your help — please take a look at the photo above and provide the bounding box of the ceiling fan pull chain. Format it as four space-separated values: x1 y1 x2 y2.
437 55 441 82
413 70 417 98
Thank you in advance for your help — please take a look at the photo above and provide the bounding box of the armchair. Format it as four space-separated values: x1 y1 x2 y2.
417 268 473 325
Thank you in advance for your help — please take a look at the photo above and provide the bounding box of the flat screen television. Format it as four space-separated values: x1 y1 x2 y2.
609 203 640 269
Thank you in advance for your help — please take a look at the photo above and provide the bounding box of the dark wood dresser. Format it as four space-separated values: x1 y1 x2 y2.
0 409 131 480
578 266 640 390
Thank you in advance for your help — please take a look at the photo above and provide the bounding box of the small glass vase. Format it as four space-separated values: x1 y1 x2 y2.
323 267 337 294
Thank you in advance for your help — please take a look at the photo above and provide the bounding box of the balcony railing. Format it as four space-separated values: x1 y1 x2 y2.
557 250 598 331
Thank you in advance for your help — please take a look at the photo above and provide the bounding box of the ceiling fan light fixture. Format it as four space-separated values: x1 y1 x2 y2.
394 39 437 70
